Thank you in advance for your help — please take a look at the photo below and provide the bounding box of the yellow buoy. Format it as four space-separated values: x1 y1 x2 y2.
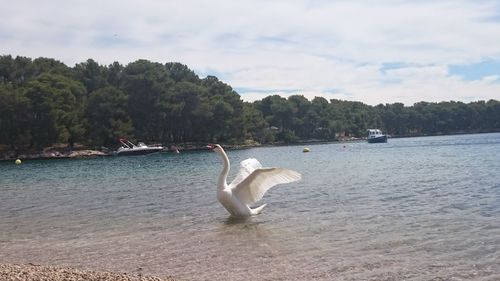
303 147 310 153
15 159 22 165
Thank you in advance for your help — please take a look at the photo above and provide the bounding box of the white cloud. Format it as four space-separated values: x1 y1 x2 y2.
1 0 500 105
481 75 499 83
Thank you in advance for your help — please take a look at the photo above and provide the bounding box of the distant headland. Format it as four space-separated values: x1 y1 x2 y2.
1 55 499 161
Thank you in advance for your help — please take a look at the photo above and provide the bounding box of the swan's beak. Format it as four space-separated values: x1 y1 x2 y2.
207 144 215 150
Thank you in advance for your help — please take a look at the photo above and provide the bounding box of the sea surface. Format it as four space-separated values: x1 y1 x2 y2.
1 133 500 280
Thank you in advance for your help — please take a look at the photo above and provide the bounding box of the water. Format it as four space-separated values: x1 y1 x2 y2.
1 133 500 280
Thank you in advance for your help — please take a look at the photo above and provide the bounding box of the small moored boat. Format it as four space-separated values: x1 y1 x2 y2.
367 129 388 143
116 138 163 156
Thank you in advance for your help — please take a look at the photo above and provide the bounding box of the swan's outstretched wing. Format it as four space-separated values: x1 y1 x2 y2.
233 167 301 205
229 158 262 188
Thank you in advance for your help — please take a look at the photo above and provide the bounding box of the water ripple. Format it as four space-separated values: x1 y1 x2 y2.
1 133 500 280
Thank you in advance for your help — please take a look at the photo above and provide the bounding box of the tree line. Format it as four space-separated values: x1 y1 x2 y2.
1 55 499 151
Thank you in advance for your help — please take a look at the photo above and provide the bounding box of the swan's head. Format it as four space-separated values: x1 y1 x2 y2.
207 143 223 153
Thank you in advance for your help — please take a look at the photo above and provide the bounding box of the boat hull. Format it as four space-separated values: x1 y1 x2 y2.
368 135 388 143
116 148 163 156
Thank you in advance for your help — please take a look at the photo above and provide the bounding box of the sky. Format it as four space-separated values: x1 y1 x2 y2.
1 0 500 105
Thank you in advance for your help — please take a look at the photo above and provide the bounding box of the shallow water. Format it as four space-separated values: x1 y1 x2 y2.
1 133 500 280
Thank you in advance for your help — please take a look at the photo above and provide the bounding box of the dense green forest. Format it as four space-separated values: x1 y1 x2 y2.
1 55 499 151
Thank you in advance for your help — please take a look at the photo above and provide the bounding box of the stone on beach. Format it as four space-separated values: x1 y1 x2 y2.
0 264 179 281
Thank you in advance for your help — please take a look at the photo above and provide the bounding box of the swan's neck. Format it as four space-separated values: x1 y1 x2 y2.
217 149 230 189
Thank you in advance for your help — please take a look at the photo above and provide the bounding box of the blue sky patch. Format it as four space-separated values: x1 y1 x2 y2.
449 60 500 81
379 62 411 75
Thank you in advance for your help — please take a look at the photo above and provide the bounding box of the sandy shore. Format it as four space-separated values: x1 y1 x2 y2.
0 264 180 281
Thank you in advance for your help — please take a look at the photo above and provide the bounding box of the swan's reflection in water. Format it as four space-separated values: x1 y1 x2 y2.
217 215 282 242
223 215 252 225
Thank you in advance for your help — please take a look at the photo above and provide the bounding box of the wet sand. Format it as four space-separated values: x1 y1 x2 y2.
0 264 180 281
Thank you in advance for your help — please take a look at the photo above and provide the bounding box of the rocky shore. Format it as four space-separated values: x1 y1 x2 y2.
0 142 254 161
0 264 179 281
0 138 361 162
0 143 113 161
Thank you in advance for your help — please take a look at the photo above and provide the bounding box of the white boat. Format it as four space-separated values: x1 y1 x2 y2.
367 129 388 143
116 139 163 156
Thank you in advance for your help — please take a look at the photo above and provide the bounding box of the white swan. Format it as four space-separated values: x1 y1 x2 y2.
207 144 301 217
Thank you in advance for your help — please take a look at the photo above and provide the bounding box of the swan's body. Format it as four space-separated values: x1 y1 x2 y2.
208 144 301 217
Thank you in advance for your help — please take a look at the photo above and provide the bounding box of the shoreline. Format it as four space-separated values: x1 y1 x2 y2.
2 130 499 162
0 139 347 162
0 263 180 281
0 149 112 162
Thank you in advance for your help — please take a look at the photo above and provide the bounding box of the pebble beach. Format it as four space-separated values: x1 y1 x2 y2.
0 264 179 281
